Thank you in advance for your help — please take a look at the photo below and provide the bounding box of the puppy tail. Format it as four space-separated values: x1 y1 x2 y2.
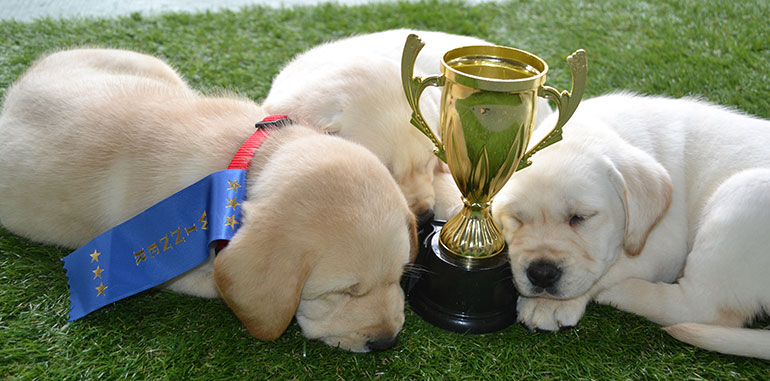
664 323 770 360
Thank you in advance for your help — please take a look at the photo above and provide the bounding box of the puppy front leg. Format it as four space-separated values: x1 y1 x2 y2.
161 256 220 298
517 294 590 331
595 279 711 327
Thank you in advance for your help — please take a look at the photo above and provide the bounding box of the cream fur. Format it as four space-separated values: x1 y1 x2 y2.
493 93 770 360
0 48 416 353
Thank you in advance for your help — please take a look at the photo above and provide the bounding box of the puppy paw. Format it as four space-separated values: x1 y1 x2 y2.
517 295 587 332
161 258 220 298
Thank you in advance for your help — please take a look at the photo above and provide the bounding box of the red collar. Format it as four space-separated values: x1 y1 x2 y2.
215 115 290 254
227 114 291 170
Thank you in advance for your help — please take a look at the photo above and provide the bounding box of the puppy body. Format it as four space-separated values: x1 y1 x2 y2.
493 93 770 359
263 29 553 220
0 49 415 352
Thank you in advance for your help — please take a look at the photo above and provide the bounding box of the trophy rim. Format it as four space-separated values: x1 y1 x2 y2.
441 45 549 92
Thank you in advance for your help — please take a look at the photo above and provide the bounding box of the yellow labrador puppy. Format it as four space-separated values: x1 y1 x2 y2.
263 29 553 221
0 49 416 352
493 93 770 359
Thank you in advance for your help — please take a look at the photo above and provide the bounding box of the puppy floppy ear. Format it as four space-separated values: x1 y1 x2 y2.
606 146 673 257
213 219 311 340
494 210 522 244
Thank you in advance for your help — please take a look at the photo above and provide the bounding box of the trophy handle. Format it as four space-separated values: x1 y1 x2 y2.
402 34 447 163
518 49 588 170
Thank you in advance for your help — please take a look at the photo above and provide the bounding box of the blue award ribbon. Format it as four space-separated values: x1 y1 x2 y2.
62 169 247 321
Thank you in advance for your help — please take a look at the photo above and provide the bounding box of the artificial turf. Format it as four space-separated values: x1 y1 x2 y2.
1 0 769 378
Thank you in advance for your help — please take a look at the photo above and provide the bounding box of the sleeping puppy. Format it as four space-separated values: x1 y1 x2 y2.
263 29 553 221
492 93 770 360
0 48 416 352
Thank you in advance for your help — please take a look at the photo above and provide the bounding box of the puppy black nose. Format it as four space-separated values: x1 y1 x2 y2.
416 209 435 227
526 260 562 289
366 334 399 352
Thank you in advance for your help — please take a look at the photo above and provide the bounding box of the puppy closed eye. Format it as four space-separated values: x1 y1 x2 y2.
313 284 361 301
342 283 366 297
568 212 596 227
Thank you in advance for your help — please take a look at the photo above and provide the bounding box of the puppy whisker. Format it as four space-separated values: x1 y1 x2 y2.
402 263 430 278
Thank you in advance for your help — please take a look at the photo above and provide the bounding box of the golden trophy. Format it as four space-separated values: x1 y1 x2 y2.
402 34 587 333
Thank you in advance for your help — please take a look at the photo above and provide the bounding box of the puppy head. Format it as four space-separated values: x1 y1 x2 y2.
213 132 416 352
320 62 442 222
493 127 671 299
265 58 440 220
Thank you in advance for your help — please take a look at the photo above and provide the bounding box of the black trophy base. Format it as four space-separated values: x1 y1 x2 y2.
406 220 519 334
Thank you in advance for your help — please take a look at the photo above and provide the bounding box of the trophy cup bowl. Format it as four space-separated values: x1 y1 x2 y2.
402 34 587 333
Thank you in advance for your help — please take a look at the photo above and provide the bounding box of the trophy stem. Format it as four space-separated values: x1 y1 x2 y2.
439 201 505 263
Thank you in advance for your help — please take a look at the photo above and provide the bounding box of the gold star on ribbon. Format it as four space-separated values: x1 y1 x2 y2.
227 179 242 192
92 266 104 279
224 215 239 230
89 249 101 263
226 197 240 210
95 282 107 296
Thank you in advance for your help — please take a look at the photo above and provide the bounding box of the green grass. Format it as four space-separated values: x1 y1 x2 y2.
2 0 769 378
